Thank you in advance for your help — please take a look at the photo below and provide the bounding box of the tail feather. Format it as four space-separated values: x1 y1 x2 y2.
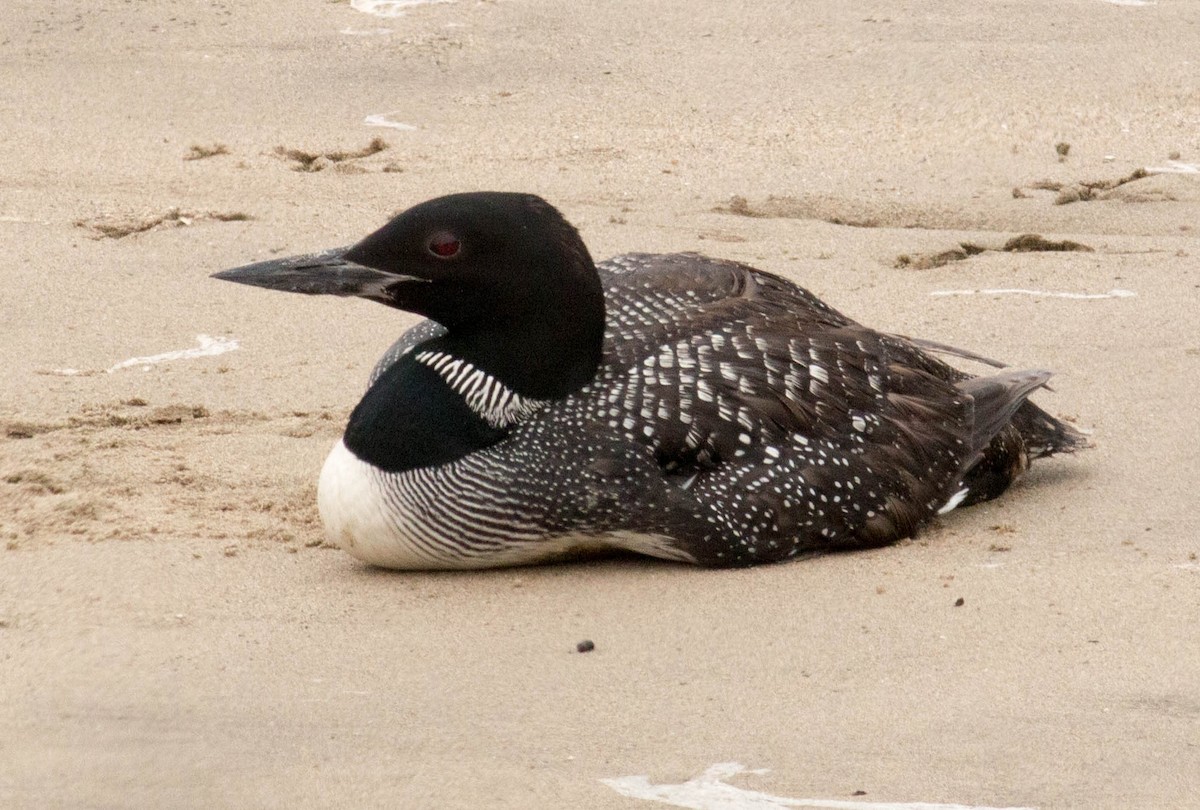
956 369 1054 460
1010 398 1092 458
890 332 1090 459
948 369 1090 511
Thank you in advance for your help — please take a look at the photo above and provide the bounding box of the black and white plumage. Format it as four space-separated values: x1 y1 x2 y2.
214 192 1086 569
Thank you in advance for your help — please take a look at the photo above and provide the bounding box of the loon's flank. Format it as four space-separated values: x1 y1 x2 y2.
213 192 1087 569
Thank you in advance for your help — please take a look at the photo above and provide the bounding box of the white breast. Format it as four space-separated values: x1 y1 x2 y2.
318 439 440 568
316 438 692 569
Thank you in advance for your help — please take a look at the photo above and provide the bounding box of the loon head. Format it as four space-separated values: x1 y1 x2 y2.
213 192 606 397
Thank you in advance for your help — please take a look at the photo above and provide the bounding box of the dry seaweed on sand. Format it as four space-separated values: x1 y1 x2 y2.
183 143 230 161
273 137 390 172
894 233 1093 269
74 209 252 239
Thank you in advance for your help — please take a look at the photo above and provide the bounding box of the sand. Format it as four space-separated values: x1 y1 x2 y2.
2 1 1199 807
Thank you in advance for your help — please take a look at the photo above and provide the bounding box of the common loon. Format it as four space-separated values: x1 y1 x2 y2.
214 192 1086 569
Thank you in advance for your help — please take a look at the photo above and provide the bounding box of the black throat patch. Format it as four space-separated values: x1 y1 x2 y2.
342 353 509 474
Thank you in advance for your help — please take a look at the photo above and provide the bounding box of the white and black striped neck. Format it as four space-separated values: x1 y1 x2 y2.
411 347 550 430
344 328 568 473
342 345 513 474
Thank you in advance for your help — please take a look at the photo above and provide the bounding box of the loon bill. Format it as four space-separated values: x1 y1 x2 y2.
213 192 1088 569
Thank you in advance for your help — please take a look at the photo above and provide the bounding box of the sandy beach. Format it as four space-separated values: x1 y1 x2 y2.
3 0 1199 807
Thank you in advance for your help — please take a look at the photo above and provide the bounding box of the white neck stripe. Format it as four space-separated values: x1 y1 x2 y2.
414 350 549 429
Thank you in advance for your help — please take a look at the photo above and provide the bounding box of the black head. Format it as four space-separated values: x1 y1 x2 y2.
214 192 606 397
343 193 599 332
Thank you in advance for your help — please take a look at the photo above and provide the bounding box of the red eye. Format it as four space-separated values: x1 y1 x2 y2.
428 233 461 258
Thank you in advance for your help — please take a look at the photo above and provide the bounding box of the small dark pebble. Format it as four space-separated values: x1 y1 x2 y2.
954 597 965 607
576 639 595 653
852 790 867 796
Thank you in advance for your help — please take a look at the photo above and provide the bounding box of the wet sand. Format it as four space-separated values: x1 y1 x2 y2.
2 1 1199 807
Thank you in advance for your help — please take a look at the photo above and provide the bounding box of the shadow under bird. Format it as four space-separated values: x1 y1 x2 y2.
213 192 1087 569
